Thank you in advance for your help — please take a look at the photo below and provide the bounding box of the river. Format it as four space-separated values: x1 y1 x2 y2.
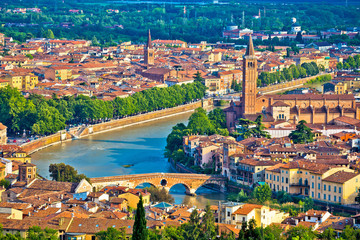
31 112 227 208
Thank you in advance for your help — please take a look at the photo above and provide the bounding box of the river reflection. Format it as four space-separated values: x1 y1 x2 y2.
31 111 227 207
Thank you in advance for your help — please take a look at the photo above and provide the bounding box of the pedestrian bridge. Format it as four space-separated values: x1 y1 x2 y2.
90 173 227 195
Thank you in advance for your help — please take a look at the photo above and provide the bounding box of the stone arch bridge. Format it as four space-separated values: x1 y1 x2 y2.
90 173 227 195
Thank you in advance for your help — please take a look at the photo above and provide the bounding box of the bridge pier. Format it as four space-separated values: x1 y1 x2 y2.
186 188 197 196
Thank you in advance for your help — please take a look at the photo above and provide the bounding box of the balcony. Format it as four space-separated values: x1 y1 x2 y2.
290 183 309 187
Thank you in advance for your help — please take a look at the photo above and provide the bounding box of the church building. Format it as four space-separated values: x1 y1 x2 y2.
225 36 360 131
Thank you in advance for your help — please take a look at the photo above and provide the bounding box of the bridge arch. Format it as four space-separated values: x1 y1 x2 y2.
168 183 191 194
134 182 157 189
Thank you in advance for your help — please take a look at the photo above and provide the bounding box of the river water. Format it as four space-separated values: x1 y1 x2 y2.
31 112 227 208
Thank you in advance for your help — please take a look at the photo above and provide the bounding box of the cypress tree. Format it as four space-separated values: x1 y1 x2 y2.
133 195 148 240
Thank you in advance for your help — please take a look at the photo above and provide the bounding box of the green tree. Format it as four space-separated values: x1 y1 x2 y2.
145 186 174 204
253 184 272 204
193 71 204 82
289 120 314 144
25 54 34 60
187 108 215 135
201 203 217 240
46 29 55 39
336 62 343 70
95 227 126 240
133 195 148 240
48 163 90 183
285 225 316 240
26 226 57 240
318 227 336 240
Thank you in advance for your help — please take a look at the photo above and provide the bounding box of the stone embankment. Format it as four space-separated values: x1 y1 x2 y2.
259 72 334 94
22 99 213 154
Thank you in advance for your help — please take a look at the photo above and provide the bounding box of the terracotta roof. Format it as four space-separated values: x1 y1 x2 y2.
272 101 290 107
0 123 7 130
232 204 263 215
322 171 359 184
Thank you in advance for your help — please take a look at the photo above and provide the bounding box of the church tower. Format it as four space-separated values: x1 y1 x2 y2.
242 35 258 116
144 29 154 65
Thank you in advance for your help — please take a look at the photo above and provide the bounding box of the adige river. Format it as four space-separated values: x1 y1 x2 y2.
31 111 227 208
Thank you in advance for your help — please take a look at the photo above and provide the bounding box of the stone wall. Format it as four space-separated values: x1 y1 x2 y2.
259 73 335 94
23 99 212 155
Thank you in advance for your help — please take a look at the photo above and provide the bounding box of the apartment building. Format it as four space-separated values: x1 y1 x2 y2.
265 160 360 204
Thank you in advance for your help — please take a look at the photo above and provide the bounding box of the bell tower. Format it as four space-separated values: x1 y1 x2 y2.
144 29 154 65
242 35 258 116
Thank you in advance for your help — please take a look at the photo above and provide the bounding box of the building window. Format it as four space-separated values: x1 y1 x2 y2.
328 185 331 192
312 182 314 189
339 197 341 203
312 192 314 198
339 187 342 193
318 193 320 199
286 187 288 192
334 196 336 202
324 184 326 191
318 183 320 190
328 195 330 201
324 194 326 200
277 176 279 182
282 177 284 183
334 186 336 193
266 174 268 179
227 212 230 217
286 178 288 184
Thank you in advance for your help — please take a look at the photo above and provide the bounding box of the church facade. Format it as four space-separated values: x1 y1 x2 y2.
225 36 360 131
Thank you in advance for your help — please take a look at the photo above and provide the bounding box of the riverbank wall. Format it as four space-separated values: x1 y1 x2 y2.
21 99 213 155
259 73 334 94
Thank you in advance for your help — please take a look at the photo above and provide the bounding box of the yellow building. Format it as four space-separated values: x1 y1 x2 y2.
0 145 31 163
4 73 38 90
0 79 9 89
321 171 360 204
265 160 360 204
334 82 348 94
117 191 151 209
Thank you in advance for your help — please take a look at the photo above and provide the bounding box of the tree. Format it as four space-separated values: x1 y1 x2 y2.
92 36 100 46
26 54 34 60
318 227 336 240
193 71 204 82
295 31 303 43
336 62 343 70
0 179 10 189
201 203 217 240
235 115 270 139
95 227 126 240
145 186 174 204
253 184 272 204
27 226 58 240
285 225 316 240
46 29 55 39
289 120 314 144
187 108 215 135
49 163 90 183
133 195 148 240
